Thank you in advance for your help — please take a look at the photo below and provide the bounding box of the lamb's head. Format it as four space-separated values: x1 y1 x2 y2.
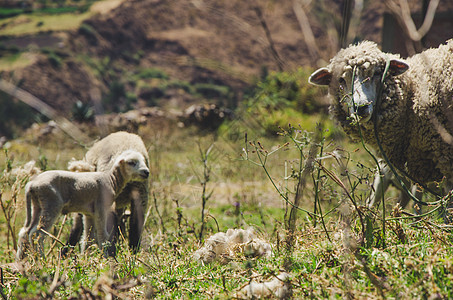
309 41 409 125
114 150 149 181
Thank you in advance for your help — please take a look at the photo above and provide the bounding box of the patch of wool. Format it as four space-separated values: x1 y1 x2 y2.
67 159 96 172
193 228 272 264
237 272 291 299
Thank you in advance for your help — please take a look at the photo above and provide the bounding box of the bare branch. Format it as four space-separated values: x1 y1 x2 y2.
293 0 320 62
0 80 90 146
385 0 439 42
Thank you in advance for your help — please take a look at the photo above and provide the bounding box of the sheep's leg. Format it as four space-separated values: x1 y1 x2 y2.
129 182 148 252
81 215 95 253
398 184 423 213
94 206 118 257
61 213 84 257
367 162 393 208
105 209 118 257
35 201 62 258
16 227 29 261
16 189 36 260
24 195 44 256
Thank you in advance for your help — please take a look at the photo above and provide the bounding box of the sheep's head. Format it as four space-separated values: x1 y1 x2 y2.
309 41 409 125
116 150 150 181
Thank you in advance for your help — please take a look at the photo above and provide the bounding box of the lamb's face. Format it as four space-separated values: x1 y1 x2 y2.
309 41 409 127
116 150 150 181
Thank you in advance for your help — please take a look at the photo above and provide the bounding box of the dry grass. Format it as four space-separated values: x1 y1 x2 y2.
0 13 91 36
1 119 453 299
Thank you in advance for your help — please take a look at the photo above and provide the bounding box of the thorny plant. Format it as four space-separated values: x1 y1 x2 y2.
242 123 347 269
0 149 34 250
191 143 215 243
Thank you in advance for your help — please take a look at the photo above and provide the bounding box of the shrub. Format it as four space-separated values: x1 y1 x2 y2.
255 67 327 114
72 100 94 123
78 23 97 45
162 80 193 94
135 68 169 80
223 68 330 137
46 51 62 68
194 83 231 99
0 92 37 138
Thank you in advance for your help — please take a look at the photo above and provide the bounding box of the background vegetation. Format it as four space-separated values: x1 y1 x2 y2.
1 66 453 298
1 0 453 299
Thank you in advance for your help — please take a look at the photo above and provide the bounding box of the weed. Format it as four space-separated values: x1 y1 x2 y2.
71 100 95 123
2 110 453 298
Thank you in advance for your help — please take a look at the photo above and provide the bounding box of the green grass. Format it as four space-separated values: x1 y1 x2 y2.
1 116 452 298
0 52 36 71
0 13 92 36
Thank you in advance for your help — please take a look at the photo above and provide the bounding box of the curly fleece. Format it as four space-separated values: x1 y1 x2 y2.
322 40 453 185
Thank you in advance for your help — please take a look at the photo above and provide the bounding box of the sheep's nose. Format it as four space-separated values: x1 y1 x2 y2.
141 169 149 178
356 104 371 118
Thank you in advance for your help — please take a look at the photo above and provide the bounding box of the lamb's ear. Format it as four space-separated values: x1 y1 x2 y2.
389 59 409 76
308 68 332 86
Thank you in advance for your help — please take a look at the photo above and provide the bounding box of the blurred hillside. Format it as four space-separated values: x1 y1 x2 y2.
0 0 452 138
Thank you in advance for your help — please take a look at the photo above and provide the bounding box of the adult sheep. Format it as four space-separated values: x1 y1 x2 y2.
309 40 453 205
64 131 150 255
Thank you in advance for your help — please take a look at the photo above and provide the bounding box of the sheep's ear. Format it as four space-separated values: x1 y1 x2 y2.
389 59 409 76
309 68 332 86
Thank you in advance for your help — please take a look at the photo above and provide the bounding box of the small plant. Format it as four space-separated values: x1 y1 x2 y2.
78 23 98 45
194 83 231 99
193 143 214 242
72 100 95 123
135 68 169 80
102 81 127 113
47 51 62 68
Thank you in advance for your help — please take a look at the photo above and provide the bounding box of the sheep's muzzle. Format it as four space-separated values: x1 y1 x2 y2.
354 103 373 122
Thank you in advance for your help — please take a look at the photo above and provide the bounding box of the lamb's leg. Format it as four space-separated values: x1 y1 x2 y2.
35 201 62 258
25 196 44 255
16 188 35 260
61 213 84 257
16 227 29 261
129 182 148 253
94 206 118 258
81 215 95 253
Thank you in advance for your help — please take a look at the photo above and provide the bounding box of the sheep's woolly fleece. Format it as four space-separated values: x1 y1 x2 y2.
67 158 95 172
193 228 272 264
10 161 41 179
236 272 291 299
310 39 453 185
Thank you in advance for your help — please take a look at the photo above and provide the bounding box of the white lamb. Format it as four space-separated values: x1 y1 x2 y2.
16 150 149 260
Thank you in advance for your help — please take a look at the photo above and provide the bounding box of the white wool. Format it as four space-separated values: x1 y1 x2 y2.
237 272 291 299
193 228 272 264
10 160 41 179
67 158 96 172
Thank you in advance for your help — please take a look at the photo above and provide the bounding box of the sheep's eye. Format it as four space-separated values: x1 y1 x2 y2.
339 78 346 87
127 160 137 166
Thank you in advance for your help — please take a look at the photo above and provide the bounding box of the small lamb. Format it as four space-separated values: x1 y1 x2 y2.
16 150 149 260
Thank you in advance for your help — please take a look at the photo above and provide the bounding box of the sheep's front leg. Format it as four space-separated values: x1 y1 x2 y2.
94 202 118 258
366 161 393 208
61 213 84 257
81 215 95 253
34 201 62 258
16 227 29 261
129 182 148 253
